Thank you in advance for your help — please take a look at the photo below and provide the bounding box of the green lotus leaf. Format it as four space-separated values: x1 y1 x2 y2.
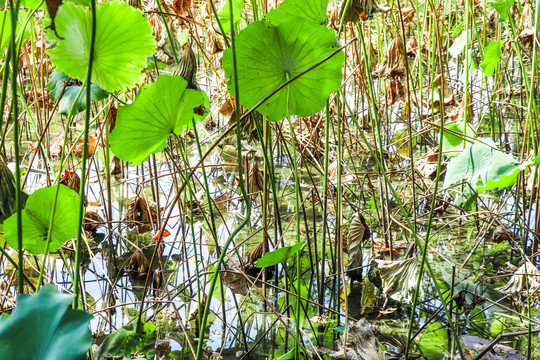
256 240 306 268
46 0 156 92
46 71 108 115
222 19 344 122
266 0 329 25
217 0 244 33
442 121 476 157
95 323 156 360
3 185 80 254
110 75 209 165
0 284 92 360
444 139 532 192
0 10 31 53
480 41 502 76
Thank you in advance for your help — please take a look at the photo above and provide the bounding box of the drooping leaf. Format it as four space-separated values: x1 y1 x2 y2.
256 240 306 268
110 75 208 165
0 284 92 360
266 0 329 25
374 256 421 304
493 0 515 21
46 0 156 92
0 162 28 223
480 41 501 76
217 0 244 33
3 185 80 254
46 72 108 115
222 19 344 122
448 30 467 57
95 323 156 360
442 121 476 157
443 139 532 191
418 322 449 360
347 213 370 282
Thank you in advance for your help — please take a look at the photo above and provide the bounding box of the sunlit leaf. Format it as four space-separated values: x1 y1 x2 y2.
46 0 156 92
374 256 420 304
493 0 515 21
449 30 467 57
95 323 156 360
46 71 108 115
443 138 532 191
110 75 208 165
441 121 476 157
222 19 344 122
266 0 329 25
0 284 92 360
3 185 79 254
418 322 449 360
0 10 31 52
256 240 306 268
217 0 243 33
480 41 501 76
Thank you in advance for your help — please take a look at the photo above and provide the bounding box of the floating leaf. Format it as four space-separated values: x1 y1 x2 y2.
418 322 449 360
217 0 244 33
110 75 208 165
443 139 532 191
46 0 156 92
256 240 306 268
222 19 344 122
332 318 386 360
0 284 92 360
46 72 108 115
3 185 80 254
95 323 156 360
480 41 501 76
266 0 329 25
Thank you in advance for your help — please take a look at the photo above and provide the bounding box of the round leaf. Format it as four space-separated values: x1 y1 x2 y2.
46 0 156 92
0 284 92 360
3 185 80 254
266 0 329 25
222 19 344 122
110 75 209 165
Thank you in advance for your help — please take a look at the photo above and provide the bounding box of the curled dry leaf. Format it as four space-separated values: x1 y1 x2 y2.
376 35 406 78
84 211 104 231
73 136 98 159
175 42 199 90
110 155 122 176
128 250 149 277
347 213 371 282
244 239 265 269
152 269 164 297
221 262 249 296
497 260 540 300
206 26 224 54
124 196 159 233
492 225 520 243
517 4 534 50
339 0 383 23
331 318 386 360
279 114 325 160
226 109 263 144
188 292 208 321
244 154 265 199
374 256 421 304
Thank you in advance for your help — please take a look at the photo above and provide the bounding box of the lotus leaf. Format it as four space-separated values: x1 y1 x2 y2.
46 0 155 92
3 185 80 254
222 19 344 122
0 284 92 360
266 0 329 25
110 75 208 165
